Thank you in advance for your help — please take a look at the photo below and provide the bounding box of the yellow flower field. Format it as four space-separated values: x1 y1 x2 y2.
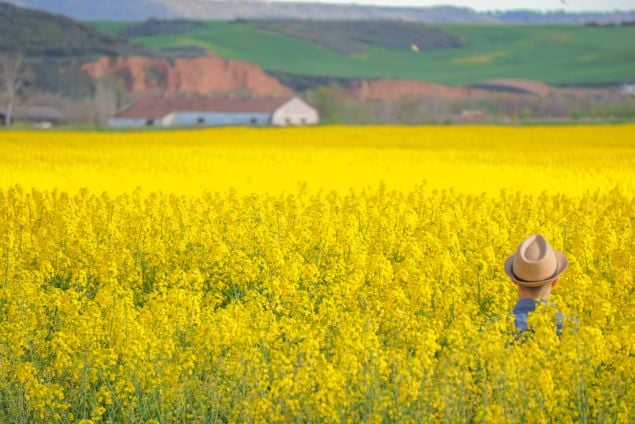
1 125 633 195
0 126 633 422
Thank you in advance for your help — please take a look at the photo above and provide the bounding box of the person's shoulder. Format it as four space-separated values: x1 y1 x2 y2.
513 298 537 313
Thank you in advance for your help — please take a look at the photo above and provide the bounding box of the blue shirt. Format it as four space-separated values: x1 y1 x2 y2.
513 299 563 336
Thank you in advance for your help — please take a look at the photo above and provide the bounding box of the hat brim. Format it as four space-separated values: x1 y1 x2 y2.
504 250 568 287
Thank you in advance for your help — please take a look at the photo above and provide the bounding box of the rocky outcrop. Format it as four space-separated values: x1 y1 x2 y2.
81 55 293 96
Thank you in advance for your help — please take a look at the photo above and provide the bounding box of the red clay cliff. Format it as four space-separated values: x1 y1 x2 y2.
346 79 495 102
81 55 292 96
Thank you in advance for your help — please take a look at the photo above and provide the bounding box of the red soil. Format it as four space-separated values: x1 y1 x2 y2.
81 55 293 96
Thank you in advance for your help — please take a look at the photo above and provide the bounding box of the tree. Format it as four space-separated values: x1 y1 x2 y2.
0 53 25 127
94 76 118 127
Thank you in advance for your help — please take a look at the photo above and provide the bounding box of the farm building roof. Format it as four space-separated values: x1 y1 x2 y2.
113 95 294 119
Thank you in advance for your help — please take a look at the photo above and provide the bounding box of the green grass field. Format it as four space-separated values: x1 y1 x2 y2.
91 21 635 85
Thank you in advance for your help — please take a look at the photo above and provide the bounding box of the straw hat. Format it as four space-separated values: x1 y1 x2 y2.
504 234 568 287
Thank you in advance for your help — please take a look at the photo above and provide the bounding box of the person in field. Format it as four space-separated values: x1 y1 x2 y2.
505 234 568 336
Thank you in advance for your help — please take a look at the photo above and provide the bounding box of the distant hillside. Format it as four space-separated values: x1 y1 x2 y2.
120 19 465 56
93 20 635 86
0 2 134 56
5 0 635 23
5 0 172 21
251 21 463 55
153 1 495 23
490 10 635 24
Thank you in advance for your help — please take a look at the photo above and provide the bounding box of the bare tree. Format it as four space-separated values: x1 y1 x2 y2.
94 76 118 127
0 53 26 127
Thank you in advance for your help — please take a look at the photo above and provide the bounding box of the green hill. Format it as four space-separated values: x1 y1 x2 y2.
0 2 147 98
93 20 635 85
0 2 133 57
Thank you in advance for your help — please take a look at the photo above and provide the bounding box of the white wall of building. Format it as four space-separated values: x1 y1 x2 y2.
271 97 320 126
108 117 153 128
621 84 635 97
162 112 271 127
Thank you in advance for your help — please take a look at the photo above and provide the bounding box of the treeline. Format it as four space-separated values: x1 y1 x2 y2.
584 21 635 27
304 86 635 125
119 19 204 38
248 20 464 55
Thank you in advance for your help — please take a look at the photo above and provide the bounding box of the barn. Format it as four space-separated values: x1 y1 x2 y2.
0 106 65 127
109 95 319 128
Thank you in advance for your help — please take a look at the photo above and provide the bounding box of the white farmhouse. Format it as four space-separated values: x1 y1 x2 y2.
109 95 319 128
620 84 635 97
